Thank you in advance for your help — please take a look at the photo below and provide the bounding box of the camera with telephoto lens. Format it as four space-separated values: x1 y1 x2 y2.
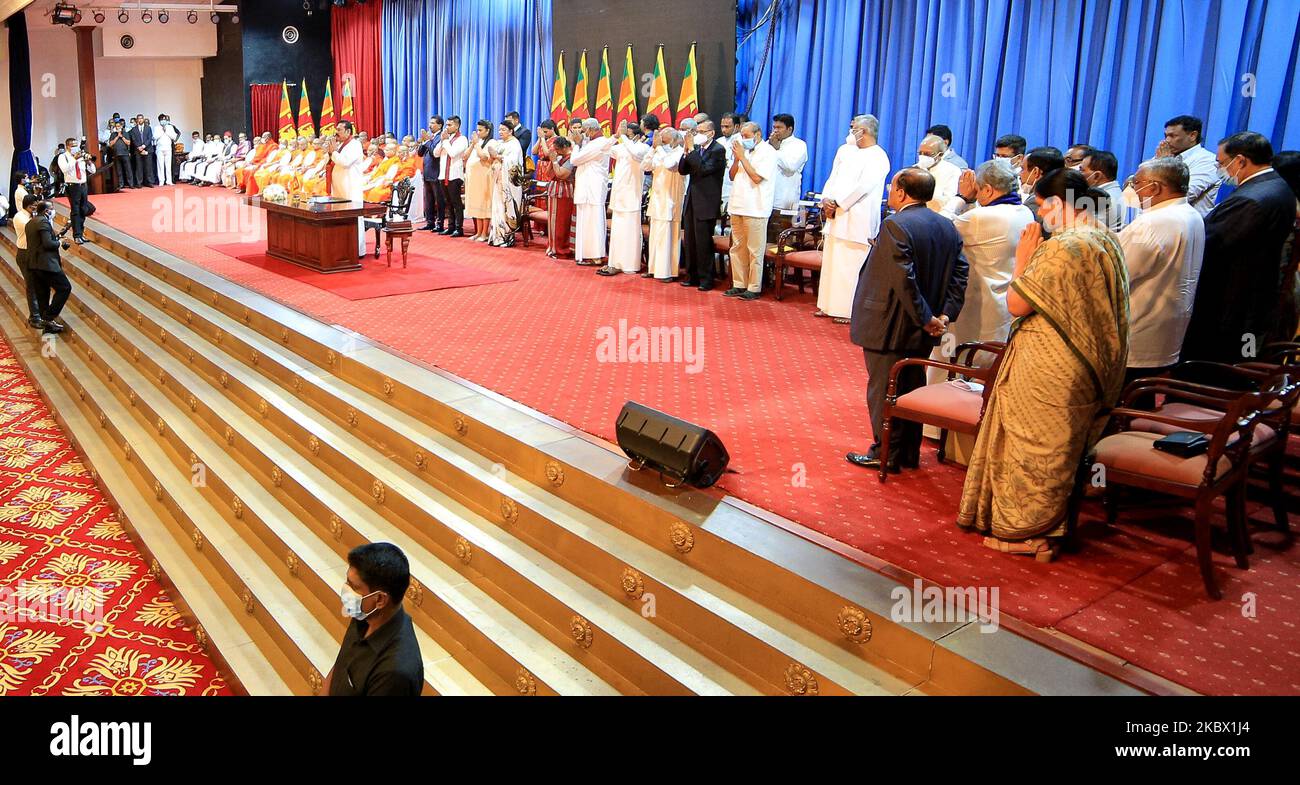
56 222 72 249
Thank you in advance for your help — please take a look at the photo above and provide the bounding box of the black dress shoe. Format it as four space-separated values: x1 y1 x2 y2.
448 230 464 238
28 318 45 330
845 452 899 472
438 228 455 235
697 284 714 292
679 280 697 287
42 322 65 335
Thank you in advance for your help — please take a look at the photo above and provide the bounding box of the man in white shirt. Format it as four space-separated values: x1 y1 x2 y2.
769 113 807 210
938 159 1036 356
599 122 650 276
198 132 235 185
642 128 687 281
569 118 615 266
12 194 45 328
1156 115 1220 216
179 132 205 181
1118 156 1204 385
725 122 777 299
816 114 891 322
434 116 469 236
155 114 180 185
329 120 368 256
915 133 962 212
56 137 95 244
1080 149 1127 231
718 112 743 215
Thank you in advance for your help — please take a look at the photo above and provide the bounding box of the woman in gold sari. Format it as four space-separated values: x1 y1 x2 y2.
957 168 1130 561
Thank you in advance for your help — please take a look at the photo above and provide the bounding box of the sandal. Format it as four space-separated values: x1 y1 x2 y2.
982 536 1059 563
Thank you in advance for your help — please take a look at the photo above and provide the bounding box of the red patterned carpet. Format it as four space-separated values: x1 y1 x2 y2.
67 185 1300 695
0 338 231 696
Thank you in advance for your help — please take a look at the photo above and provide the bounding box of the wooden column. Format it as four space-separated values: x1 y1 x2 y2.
74 26 104 195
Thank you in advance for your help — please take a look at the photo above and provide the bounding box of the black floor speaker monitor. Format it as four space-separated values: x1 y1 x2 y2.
615 402 729 488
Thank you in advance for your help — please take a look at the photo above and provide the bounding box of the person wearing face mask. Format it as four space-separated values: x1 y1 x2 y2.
926 124 969 170
816 114 891 321
718 112 743 214
992 134 1027 184
724 122 777 299
677 119 728 290
56 137 95 245
1063 143 1091 170
24 200 75 336
958 168 1127 562
915 133 963 212
600 121 651 276
846 167 968 473
178 131 204 182
1019 147 1064 230
128 114 155 187
155 113 179 185
108 121 134 190
1116 157 1204 392
1154 115 1220 217
642 128 687 281
1181 131 1297 363
937 159 1036 364
323 543 423 696
12 195 46 329
1080 149 1126 231
570 118 617 266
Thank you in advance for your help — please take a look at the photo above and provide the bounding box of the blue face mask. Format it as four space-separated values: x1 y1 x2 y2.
1218 157 1242 187
741 137 757 151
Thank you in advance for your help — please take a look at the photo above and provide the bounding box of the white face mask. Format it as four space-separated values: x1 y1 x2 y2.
693 133 709 147
340 584 381 620
915 154 937 169
1218 157 1242 187
845 132 856 145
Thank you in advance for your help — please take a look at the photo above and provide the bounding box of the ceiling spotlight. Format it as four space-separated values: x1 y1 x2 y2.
141 10 151 23
118 10 128 23
51 2 82 26
187 10 198 24
93 10 105 23
158 10 168 23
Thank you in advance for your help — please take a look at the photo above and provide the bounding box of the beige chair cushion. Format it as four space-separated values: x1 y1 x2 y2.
1131 401 1276 444
1092 431 1230 486
894 381 984 428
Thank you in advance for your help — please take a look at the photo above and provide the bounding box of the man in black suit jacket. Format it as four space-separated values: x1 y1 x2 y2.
1181 131 1297 364
677 120 727 290
23 201 73 335
416 116 445 232
506 111 531 158
847 168 968 472
128 115 155 188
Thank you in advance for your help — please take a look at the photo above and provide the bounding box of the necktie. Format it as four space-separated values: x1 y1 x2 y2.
443 135 453 184
75 157 83 180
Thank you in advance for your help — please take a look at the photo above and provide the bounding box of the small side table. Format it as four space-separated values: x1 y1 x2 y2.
383 220 415 268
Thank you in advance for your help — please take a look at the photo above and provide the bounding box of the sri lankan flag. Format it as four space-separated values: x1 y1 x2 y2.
277 80 297 141
593 46 614 135
550 51 569 129
319 78 337 136
340 76 356 126
570 50 590 119
675 42 698 125
645 44 672 127
296 79 315 137
615 45 638 131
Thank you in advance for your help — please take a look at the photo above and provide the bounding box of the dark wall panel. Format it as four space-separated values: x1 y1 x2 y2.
201 13 245 135
552 0 736 121
240 0 333 132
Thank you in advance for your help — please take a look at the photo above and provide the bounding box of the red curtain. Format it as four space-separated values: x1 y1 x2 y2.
331 0 385 136
250 83 281 138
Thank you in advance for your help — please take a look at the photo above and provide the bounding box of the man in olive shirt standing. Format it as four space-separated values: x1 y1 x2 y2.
324 543 423 696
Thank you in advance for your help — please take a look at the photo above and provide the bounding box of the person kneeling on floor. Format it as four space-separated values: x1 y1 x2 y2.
323 542 424 696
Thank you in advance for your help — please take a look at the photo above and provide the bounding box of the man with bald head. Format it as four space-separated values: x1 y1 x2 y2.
817 114 891 320
570 117 616 265
848 167 968 473
1118 156 1204 386
915 133 963 212
677 119 728 290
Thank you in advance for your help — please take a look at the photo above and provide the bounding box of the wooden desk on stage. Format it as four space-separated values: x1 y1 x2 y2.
244 196 388 274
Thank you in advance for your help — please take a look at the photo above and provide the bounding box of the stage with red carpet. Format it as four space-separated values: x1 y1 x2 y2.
63 185 1300 695
0 338 231 696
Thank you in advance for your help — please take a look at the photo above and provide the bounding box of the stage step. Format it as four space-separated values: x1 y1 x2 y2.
39 231 924 695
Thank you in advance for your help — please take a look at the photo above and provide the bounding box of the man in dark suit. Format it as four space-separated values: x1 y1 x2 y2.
677 120 727 290
416 115 445 232
23 200 73 335
506 111 531 160
107 120 134 190
1181 131 1297 364
128 114 155 188
847 168 969 472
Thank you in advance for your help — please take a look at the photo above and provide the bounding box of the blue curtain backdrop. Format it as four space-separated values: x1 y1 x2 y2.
6 10 37 218
381 0 552 137
737 0 1300 189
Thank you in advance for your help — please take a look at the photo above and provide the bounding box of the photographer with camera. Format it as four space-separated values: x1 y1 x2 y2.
56 137 94 244
12 195 47 329
23 200 73 335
